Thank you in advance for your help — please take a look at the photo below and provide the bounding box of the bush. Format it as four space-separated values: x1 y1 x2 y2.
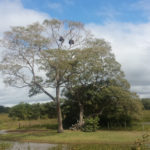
82 116 99 132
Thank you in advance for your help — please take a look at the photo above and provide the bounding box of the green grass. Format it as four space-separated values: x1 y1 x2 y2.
50 144 132 150
0 130 149 144
1 112 150 131
142 110 150 122
0 142 12 150
0 113 57 130
0 112 150 145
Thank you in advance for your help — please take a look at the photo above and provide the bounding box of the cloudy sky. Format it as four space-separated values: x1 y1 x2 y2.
0 0 150 106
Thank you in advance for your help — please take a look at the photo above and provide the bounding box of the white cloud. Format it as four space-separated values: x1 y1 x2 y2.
86 22 150 98
131 85 150 98
0 0 49 33
0 0 51 106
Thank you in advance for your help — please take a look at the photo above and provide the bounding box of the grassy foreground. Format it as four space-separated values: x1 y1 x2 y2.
0 130 149 144
0 113 57 130
0 112 150 144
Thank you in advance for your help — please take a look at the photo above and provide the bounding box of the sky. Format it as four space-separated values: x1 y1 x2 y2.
0 0 150 106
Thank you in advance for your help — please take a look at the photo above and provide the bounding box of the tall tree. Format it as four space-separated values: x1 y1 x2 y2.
0 19 90 133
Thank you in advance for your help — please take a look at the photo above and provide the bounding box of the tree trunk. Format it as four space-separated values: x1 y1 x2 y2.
56 84 64 133
78 101 84 127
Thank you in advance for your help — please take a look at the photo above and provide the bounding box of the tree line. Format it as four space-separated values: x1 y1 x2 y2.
141 98 150 110
1 97 150 130
0 106 9 113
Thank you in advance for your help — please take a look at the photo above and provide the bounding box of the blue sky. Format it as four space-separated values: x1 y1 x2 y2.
21 0 149 24
0 0 150 105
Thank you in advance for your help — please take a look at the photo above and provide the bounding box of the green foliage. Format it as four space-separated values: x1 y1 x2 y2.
82 116 99 132
141 98 150 110
42 102 57 118
99 86 143 128
8 102 57 120
9 102 29 120
0 142 12 150
0 106 9 113
28 76 44 97
64 84 143 129
62 38 139 129
62 100 79 129
50 144 132 150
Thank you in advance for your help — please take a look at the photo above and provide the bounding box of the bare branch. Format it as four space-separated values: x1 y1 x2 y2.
36 83 56 101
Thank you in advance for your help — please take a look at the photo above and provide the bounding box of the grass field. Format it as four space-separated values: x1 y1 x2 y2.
0 113 57 130
0 111 150 145
142 110 150 122
0 130 149 144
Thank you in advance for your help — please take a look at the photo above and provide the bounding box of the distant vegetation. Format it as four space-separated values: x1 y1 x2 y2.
141 98 150 110
2 98 150 131
7 97 143 131
8 102 57 120
0 106 10 113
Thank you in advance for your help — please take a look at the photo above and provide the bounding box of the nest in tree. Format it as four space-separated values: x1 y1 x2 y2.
59 36 64 43
69 39 74 45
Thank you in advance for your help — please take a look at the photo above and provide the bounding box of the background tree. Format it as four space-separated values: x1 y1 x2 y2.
9 102 29 120
8 102 57 120
0 106 10 113
99 86 143 128
63 84 143 129
64 39 129 127
141 98 150 110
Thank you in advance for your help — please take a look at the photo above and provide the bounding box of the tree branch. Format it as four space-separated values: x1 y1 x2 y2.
36 83 56 101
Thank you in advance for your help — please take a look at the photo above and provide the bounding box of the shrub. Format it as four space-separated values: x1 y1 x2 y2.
82 116 99 132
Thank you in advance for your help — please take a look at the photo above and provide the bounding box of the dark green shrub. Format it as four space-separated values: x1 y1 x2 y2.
0 106 10 113
82 116 99 132
62 100 79 129
141 98 150 110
